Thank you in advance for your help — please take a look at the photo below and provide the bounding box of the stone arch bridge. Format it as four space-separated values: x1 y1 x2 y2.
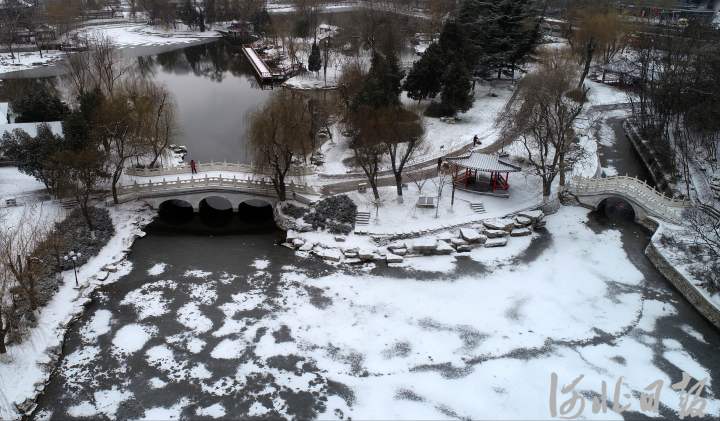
563 176 691 224
115 175 317 212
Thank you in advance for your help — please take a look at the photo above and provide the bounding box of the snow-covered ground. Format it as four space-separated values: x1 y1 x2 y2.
0 50 66 76
317 82 515 176
653 223 720 309
0 23 219 77
78 23 220 48
346 173 541 233
27 206 720 419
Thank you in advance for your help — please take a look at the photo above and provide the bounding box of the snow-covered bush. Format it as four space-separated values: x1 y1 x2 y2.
302 195 357 234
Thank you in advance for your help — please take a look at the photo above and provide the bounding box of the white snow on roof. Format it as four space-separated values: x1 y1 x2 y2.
0 121 63 137
446 151 521 172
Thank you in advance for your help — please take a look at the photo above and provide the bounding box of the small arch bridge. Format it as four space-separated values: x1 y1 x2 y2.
564 176 691 223
115 175 316 211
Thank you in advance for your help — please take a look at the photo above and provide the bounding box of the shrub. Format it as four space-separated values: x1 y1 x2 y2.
302 195 357 232
424 101 455 118
314 195 357 225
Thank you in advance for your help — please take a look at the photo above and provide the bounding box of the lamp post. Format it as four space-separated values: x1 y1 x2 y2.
63 250 81 287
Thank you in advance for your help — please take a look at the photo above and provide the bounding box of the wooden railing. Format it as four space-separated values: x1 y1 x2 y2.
126 161 314 177
567 175 691 221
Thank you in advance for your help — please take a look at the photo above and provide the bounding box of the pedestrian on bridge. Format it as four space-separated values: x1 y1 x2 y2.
190 160 198 174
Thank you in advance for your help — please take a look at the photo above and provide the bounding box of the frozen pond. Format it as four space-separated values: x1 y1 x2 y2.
32 206 720 420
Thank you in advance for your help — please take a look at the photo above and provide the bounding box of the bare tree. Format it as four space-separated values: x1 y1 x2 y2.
685 205 720 291
46 0 83 41
143 84 176 168
408 170 429 195
498 50 586 202
0 0 23 61
57 148 108 230
97 78 154 204
565 1 627 86
431 170 451 218
247 90 314 201
382 107 425 200
348 105 387 200
0 206 50 314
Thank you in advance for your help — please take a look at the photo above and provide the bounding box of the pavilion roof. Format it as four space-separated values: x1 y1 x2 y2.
445 151 521 173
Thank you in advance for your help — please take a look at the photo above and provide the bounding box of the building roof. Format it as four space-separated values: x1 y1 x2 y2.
445 151 521 173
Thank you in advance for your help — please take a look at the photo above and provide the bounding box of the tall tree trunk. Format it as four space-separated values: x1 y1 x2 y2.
578 41 595 89
275 175 287 201
369 177 380 200
112 170 122 204
542 180 552 198
394 173 403 197
0 324 6 354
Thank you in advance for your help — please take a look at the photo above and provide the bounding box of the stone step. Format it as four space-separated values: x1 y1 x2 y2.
355 211 371 226
470 203 486 214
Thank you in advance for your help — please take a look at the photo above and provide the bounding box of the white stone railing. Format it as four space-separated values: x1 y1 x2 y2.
567 175 691 221
117 174 316 198
126 161 315 178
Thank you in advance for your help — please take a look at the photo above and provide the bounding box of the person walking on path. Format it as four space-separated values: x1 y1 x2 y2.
437 157 443 173
473 135 479 147
190 159 198 174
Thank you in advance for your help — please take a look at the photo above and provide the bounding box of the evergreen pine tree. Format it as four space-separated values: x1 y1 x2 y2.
354 51 404 109
440 60 474 116
308 41 322 74
457 0 542 78
438 20 471 66
403 42 444 102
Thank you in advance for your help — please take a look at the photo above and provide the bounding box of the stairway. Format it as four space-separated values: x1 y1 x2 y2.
355 211 371 226
470 202 486 214
60 199 79 210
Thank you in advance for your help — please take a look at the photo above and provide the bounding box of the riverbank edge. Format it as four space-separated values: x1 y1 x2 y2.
644 219 720 330
622 119 675 196
5 203 156 420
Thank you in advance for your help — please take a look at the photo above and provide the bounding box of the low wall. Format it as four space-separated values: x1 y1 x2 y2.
622 119 674 195
645 223 720 330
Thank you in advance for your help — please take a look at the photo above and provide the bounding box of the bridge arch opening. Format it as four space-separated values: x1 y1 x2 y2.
199 196 234 227
158 199 194 225
238 199 274 223
597 197 637 223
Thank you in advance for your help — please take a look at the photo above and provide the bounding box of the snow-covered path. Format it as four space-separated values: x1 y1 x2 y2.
30 207 720 420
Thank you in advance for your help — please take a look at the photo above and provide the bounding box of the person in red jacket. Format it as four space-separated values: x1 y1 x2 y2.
190 159 198 174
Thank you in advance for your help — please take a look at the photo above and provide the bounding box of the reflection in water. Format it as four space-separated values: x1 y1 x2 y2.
142 41 272 163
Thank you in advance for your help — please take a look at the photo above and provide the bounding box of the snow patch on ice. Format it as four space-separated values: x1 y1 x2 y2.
149 377 167 389
80 309 112 342
121 280 177 319
196 403 226 418
112 324 155 355
252 259 270 270
210 338 246 360
147 262 168 276
177 302 213 333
